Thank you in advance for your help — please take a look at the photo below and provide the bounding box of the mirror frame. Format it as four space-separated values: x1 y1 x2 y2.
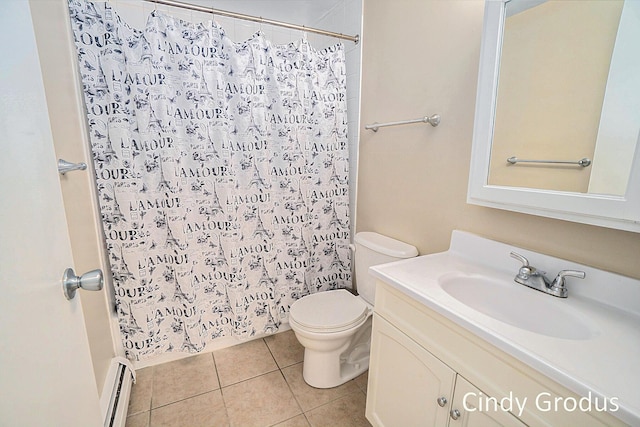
468 0 640 233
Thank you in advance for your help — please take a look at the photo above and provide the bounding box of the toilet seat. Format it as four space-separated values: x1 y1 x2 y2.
290 289 369 333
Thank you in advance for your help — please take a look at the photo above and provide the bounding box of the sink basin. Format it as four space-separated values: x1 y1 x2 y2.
439 273 594 340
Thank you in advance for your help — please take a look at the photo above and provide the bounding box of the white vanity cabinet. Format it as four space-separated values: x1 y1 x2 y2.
366 280 625 427
367 314 526 427
450 375 527 427
366 314 455 426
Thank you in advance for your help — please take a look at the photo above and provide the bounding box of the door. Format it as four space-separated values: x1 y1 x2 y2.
366 315 456 427
0 2 102 426
449 376 528 427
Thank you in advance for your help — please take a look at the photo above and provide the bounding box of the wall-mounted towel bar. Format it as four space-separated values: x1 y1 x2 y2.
507 157 592 167
365 114 440 132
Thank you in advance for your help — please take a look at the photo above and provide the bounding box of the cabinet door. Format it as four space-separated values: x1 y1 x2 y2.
366 315 456 427
449 375 528 427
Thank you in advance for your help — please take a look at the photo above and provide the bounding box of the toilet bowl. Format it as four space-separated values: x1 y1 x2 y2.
289 232 418 388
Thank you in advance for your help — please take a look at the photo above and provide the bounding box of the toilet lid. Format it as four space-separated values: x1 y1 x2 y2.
290 289 369 333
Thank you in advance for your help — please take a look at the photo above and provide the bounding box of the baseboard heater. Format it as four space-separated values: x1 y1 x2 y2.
101 357 136 427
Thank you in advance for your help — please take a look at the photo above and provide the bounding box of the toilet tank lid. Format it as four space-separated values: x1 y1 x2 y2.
354 232 418 258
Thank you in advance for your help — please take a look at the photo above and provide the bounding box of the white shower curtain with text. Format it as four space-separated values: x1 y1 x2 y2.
68 0 351 360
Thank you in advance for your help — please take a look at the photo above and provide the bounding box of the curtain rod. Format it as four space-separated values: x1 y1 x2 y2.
144 0 360 44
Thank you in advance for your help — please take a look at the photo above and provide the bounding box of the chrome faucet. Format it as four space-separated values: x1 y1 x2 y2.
510 252 585 298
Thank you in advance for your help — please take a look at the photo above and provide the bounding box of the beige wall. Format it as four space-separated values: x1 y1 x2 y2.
489 1 623 192
357 0 640 280
30 0 116 393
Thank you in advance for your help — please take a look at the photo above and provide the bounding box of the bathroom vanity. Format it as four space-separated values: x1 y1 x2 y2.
365 231 639 427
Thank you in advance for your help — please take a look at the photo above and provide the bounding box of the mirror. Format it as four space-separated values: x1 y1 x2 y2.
468 0 640 233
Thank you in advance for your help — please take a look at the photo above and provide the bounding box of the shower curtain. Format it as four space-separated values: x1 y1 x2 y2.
68 0 351 360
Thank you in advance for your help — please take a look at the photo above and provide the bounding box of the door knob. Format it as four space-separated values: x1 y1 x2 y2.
62 268 103 300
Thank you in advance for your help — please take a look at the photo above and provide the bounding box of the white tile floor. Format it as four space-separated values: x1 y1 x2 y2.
125 329 371 427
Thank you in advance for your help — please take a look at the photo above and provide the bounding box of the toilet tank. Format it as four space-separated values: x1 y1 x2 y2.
354 232 418 305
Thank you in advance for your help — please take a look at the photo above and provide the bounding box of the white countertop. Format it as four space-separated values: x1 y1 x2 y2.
369 231 640 426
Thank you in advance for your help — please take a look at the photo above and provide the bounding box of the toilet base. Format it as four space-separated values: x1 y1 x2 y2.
300 318 372 389
302 349 369 389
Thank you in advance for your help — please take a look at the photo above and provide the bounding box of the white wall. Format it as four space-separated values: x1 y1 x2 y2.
357 0 640 280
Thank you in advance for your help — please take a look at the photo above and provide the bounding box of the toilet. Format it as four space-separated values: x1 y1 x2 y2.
289 232 418 388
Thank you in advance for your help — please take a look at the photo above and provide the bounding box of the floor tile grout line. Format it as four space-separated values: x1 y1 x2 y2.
209 350 231 424
301 389 369 427
219 369 303 427
148 365 156 414
274 368 305 420
210 351 224 392
278 360 367 415
219 365 281 389
264 336 309 425
149 387 223 410
265 412 311 427
263 333 305 370
277 360 311 416
262 336 281 368
301 412 313 427
148 355 222 411
300 383 366 414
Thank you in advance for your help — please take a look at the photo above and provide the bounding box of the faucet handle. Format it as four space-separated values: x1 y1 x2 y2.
550 270 586 297
555 269 586 282
510 251 529 267
510 252 533 280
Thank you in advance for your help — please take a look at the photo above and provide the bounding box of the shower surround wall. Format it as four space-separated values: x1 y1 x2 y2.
68 0 359 361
